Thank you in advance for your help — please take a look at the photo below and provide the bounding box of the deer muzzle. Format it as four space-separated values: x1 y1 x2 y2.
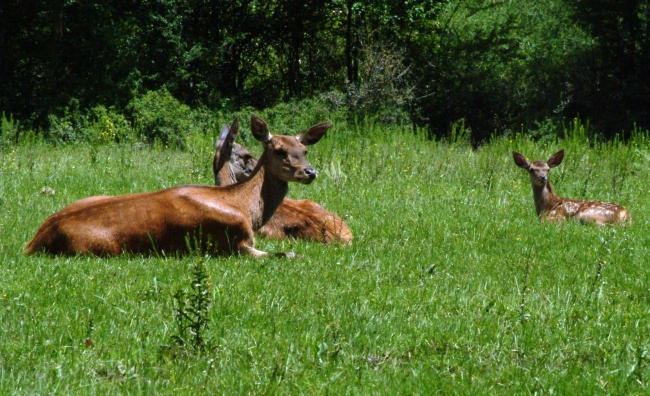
296 167 318 184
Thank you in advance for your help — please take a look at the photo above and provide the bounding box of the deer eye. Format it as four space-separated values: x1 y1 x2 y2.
274 148 286 156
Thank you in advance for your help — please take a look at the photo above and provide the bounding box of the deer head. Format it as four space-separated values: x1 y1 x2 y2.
212 118 353 245
251 114 330 184
513 149 564 187
213 119 257 185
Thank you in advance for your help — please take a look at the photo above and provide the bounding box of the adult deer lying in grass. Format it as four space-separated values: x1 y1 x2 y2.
513 149 630 225
213 124 353 245
25 115 329 257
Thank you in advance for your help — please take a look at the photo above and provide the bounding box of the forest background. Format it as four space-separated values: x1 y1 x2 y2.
1 0 649 144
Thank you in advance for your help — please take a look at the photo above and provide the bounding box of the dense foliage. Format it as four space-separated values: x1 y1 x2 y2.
1 0 649 141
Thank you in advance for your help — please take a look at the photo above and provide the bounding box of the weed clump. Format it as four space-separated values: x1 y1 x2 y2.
161 259 213 359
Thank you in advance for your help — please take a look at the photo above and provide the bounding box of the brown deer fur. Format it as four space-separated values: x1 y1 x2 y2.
24 115 329 256
213 128 353 245
513 149 630 225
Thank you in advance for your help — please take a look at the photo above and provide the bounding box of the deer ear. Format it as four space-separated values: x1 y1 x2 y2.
297 121 331 146
251 114 271 143
547 149 564 168
215 119 238 156
513 151 530 169
230 117 239 135
213 119 239 185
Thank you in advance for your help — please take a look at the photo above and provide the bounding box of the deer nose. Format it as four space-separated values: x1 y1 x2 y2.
300 167 318 179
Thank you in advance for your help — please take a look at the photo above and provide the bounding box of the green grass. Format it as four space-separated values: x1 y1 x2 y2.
1 120 650 394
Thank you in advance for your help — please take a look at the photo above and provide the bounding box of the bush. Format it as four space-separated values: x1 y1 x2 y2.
44 89 220 148
46 99 87 144
258 98 346 133
320 40 414 125
346 41 414 124
85 106 133 144
46 101 134 145
127 88 193 148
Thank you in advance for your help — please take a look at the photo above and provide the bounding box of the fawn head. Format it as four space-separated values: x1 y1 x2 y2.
251 114 330 184
513 149 564 187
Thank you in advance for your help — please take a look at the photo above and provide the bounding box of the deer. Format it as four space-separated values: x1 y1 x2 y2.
24 114 330 257
213 124 353 245
513 149 630 225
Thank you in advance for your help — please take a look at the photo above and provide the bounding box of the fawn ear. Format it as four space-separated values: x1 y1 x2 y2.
251 114 272 143
547 149 564 168
297 121 331 146
513 151 530 169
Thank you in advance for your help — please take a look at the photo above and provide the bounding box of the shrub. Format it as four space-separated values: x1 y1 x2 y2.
346 41 414 124
259 98 347 133
46 101 134 145
1 113 20 149
321 40 414 125
85 106 133 144
127 88 193 148
47 99 87 144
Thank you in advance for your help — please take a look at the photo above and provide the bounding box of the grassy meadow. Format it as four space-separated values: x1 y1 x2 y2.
1 117 650 394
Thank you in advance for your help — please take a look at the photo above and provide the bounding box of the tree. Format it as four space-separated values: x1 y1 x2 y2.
565 0 650 136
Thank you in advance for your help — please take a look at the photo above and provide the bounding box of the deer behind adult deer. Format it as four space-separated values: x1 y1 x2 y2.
213 125 353 245
513 149 630 225
25 115 330 257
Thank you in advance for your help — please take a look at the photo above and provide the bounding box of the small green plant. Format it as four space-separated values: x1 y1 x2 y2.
165 258 213 357
563 117 591 146
449 118 471 145
530 117 560 145
1 112 20 149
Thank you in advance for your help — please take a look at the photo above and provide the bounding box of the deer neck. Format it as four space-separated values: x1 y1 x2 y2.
215 163 236 186
239 156 289 231
532 181 562 217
